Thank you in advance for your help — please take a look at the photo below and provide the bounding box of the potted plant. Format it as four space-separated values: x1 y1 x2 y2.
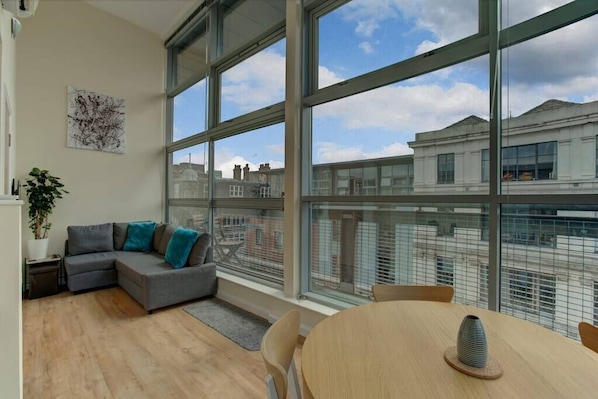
24 167 68 260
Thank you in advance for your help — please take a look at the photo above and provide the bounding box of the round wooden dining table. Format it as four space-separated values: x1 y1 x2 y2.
301 301 598 398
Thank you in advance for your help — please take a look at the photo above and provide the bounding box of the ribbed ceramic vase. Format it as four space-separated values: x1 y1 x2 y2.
457 315 488 368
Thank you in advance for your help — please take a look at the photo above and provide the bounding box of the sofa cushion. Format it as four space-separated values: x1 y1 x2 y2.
158 224 176 255
64 252 119 275
67 223 114 255
165 227 200 269
153 223 168 252
123 222 156 252
186 233 212 267
115 253 170 287
113 222 129 250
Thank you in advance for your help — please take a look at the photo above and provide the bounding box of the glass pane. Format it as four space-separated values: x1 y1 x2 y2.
501 204 598 338
213 123 284 198
502 14 598 193
220 0 285 59
169 18 208 90
220 39 285 121
309 201 489 307
311 57 489 195
173 79 207 141
317 0 479 89
168 206 208 233
214 207 284 285
170 143 209 199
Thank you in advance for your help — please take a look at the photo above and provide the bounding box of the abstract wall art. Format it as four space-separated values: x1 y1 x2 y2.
67 86 126 154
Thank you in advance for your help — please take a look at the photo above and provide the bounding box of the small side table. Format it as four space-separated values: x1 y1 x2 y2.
26 254 62 299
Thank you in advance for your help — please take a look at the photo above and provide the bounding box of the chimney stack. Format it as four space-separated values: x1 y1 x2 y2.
243 164 250 181
259 163 271 172
233 165 241 180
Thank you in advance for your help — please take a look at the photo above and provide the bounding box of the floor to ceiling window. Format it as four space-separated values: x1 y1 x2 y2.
166 0 286 285
304 0 598 338
165 0 598 339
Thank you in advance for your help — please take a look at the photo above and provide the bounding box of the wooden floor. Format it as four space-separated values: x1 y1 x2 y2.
23 287 303 398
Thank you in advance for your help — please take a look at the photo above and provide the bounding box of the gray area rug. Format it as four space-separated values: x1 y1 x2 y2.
183 298 271 351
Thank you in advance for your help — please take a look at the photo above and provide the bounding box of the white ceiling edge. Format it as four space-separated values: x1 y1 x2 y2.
83 0 203 41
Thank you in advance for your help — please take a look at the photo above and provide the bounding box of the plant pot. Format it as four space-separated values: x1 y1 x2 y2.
27 238 49 260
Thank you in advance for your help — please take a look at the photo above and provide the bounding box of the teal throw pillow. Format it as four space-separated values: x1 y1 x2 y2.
123 222 156 252
165 227 200 269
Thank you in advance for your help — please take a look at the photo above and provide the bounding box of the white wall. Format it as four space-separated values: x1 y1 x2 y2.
15 1 166 257
0 201 23 399
0 7 22 398
1 7 17 195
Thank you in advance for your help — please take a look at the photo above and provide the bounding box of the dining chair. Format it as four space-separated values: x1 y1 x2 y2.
261 309 302 399
371 284 454 303
578 321 598 354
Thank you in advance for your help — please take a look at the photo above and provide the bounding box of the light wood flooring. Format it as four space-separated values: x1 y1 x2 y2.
23 287 303 398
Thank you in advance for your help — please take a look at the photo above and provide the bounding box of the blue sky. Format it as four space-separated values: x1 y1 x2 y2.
173 0 598 178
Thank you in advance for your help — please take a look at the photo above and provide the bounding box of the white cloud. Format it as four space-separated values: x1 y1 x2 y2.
318 65 345 89
415 39 448 55
221 49 286 115
321 2 596 133
341 0 477 57
355 20 380 38
316 81 489 134
315 141 413 164
267 144 285 155
216 156 257 179
340 1 579 59
359 41 375 55
214 147 286 178
266 160 285 170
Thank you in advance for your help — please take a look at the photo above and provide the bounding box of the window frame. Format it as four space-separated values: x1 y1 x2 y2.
437 153 455 185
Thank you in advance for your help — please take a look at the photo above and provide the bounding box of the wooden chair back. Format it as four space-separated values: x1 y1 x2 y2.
578 321 598 354
372 284 454 303
261 309 301 399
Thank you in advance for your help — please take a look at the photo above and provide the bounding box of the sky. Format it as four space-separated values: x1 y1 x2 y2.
173 0 598 178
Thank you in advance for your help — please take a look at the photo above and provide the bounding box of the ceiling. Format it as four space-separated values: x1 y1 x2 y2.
83 0 203 41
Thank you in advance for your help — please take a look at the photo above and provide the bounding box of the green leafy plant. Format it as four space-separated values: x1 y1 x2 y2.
24 167 68 239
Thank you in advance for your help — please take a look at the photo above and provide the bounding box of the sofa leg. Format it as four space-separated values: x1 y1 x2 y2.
148 309 153 315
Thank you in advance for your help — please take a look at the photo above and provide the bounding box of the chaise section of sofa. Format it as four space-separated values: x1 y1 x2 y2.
116 245 216 313
63 221 217 313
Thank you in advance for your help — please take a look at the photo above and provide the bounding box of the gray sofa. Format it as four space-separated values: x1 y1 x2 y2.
63 222 217 313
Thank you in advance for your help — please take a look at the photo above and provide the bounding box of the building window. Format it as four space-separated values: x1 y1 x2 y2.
437 153 455 184
229 185 243 197
312 171 331 195
502 141 557 181
436 257 454 286
256 228 263 246
260 186 271 198
484 142 557 182
594 281 598 326
481 149 489 183
504 269 556 315
595 136 598 177
274 231 283 250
